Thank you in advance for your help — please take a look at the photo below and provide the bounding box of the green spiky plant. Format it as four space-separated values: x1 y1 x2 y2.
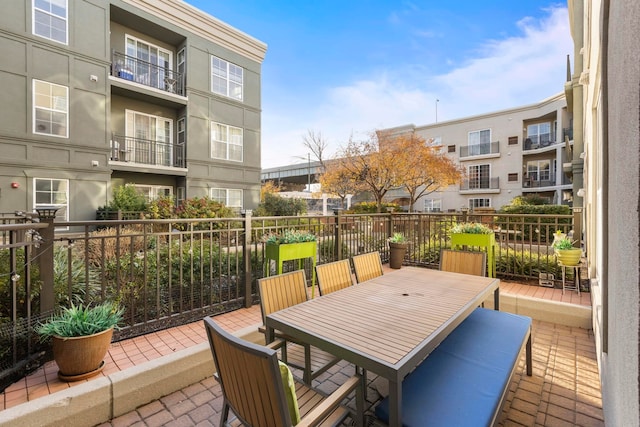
37 301 123 339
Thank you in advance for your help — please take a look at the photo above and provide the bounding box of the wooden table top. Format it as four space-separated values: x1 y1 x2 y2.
266 266 500 380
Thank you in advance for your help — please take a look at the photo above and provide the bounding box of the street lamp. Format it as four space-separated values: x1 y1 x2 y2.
435 99 439 123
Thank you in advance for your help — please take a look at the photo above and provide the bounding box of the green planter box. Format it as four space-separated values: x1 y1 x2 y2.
450 233 496 278
265 241 317 296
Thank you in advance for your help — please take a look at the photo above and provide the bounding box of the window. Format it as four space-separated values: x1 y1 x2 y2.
469 198 491 209
125 110 173 166
34 178 68 221
210 188 243 208
508 173 519 182
468 129 490 156
176 187 186 205
211 122 243 161
467 164 491 189
33 80 68 137
508 136 518 145
33 0 67 44
125 36 172 90
447 145 456 153
423 199 442 212
211 56 243 100
133 185 172 202
527 122 552 146
526 160 552 182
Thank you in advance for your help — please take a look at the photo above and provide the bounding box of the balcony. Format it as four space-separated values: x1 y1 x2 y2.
523 175 555 188
563 126 574 141
110 134 185 169
523 132 558 151
460 177 500 191
459 141 500 159
111 51 185 97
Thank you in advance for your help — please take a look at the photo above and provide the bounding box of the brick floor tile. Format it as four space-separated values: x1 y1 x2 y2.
165 414 196 427
144 410 175 427
136 400 165 419
168 398 197 418
110 410 143 427
187 402 216 424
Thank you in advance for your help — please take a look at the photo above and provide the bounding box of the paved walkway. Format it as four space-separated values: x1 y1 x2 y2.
1 277 602 426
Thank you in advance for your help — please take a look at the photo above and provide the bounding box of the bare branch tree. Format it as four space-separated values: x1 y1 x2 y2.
302 130 329 169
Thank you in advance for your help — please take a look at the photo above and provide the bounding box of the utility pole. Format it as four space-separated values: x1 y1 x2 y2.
436 99 439 123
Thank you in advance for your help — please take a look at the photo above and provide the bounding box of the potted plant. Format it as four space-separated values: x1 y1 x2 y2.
388 232 408 269
263 229 318 296
449 222 496 277
552 231 582 266
37 301 123 381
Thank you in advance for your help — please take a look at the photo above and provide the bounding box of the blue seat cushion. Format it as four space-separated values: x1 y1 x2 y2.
375 308 531 427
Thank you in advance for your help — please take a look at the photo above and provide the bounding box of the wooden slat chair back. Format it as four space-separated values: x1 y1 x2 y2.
258 270 309 323
315 259 354 295
440 249 487 277
351 251 384 283
204 317 361 427
257 270 340 384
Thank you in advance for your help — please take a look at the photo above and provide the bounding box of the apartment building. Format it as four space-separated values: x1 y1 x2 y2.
0 0 266 220
383 93 573 212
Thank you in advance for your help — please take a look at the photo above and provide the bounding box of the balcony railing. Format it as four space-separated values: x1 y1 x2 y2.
110 134 185 168
111 51 185 96
524 132 557 151
523 175 556 188
459 141 500 158
460 177 500 191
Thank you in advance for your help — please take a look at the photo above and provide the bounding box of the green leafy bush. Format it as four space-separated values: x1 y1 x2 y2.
450 222 493 234
263 229 316 244
255 193 307 216
346 202 400 214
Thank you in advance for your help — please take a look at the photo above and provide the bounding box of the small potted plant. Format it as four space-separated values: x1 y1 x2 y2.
37 301 123 381
388 232 408 269
552 231 582 266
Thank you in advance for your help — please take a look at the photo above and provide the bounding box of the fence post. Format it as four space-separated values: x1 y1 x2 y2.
334 210 342 260
241 210 253 308
35 208 58 314
572 207 583 248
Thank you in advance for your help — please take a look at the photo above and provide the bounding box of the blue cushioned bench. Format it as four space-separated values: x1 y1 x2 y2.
375 308 532 427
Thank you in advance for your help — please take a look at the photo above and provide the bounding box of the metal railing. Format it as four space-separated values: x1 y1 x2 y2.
460 177 500 191
459 141 500 158
111 51 185 96
524 132 557 150
110 134 185 168
0 210 579 391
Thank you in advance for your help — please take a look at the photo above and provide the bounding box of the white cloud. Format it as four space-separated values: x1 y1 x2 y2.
261 6 572 168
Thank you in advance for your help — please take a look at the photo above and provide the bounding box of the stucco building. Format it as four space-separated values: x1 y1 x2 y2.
0 0 266 220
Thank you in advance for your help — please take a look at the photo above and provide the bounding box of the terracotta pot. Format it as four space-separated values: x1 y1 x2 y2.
52 328 113 381
389 242 407 269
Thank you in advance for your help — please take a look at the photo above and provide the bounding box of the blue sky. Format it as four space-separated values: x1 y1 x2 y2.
186 1 572 168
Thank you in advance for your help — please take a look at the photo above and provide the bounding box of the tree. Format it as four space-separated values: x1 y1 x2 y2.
335 132 403 212
302 129 329 169
391 133 464 212
320 159 366 208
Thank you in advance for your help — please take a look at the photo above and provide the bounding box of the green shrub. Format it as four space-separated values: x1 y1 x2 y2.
346 202 400 214
107 184 148 211
255 193 307 216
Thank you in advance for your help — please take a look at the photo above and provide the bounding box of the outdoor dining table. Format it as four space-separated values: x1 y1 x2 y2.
265 266 500 427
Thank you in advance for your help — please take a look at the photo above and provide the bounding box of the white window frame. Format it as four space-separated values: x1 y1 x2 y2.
211 56 243 100
527 122 552 145
125 110 173 166
125 35 173 90
33 0 68 44
469 198 491 209
210 188 243 209
33 178 69 222
33 79 68 138
468 129 491 156
211 122 243 161
423 198 442 212
467 164 491 189
527 160 552 182
133 185 173 202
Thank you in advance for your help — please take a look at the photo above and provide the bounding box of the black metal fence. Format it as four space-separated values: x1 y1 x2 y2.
0 210 579 391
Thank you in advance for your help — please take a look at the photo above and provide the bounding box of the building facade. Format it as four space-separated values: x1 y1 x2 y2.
0 0 266 220
568 0 640 424
382 94 573 212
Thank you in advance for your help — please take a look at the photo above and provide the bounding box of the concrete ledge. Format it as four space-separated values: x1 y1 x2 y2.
0 376 112 427
484 292 592 329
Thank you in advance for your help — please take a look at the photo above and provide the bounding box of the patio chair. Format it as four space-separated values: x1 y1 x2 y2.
204 317 361 427
315 259 354 295
258 270 340 384
440 249 487 277
351 252 384 283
